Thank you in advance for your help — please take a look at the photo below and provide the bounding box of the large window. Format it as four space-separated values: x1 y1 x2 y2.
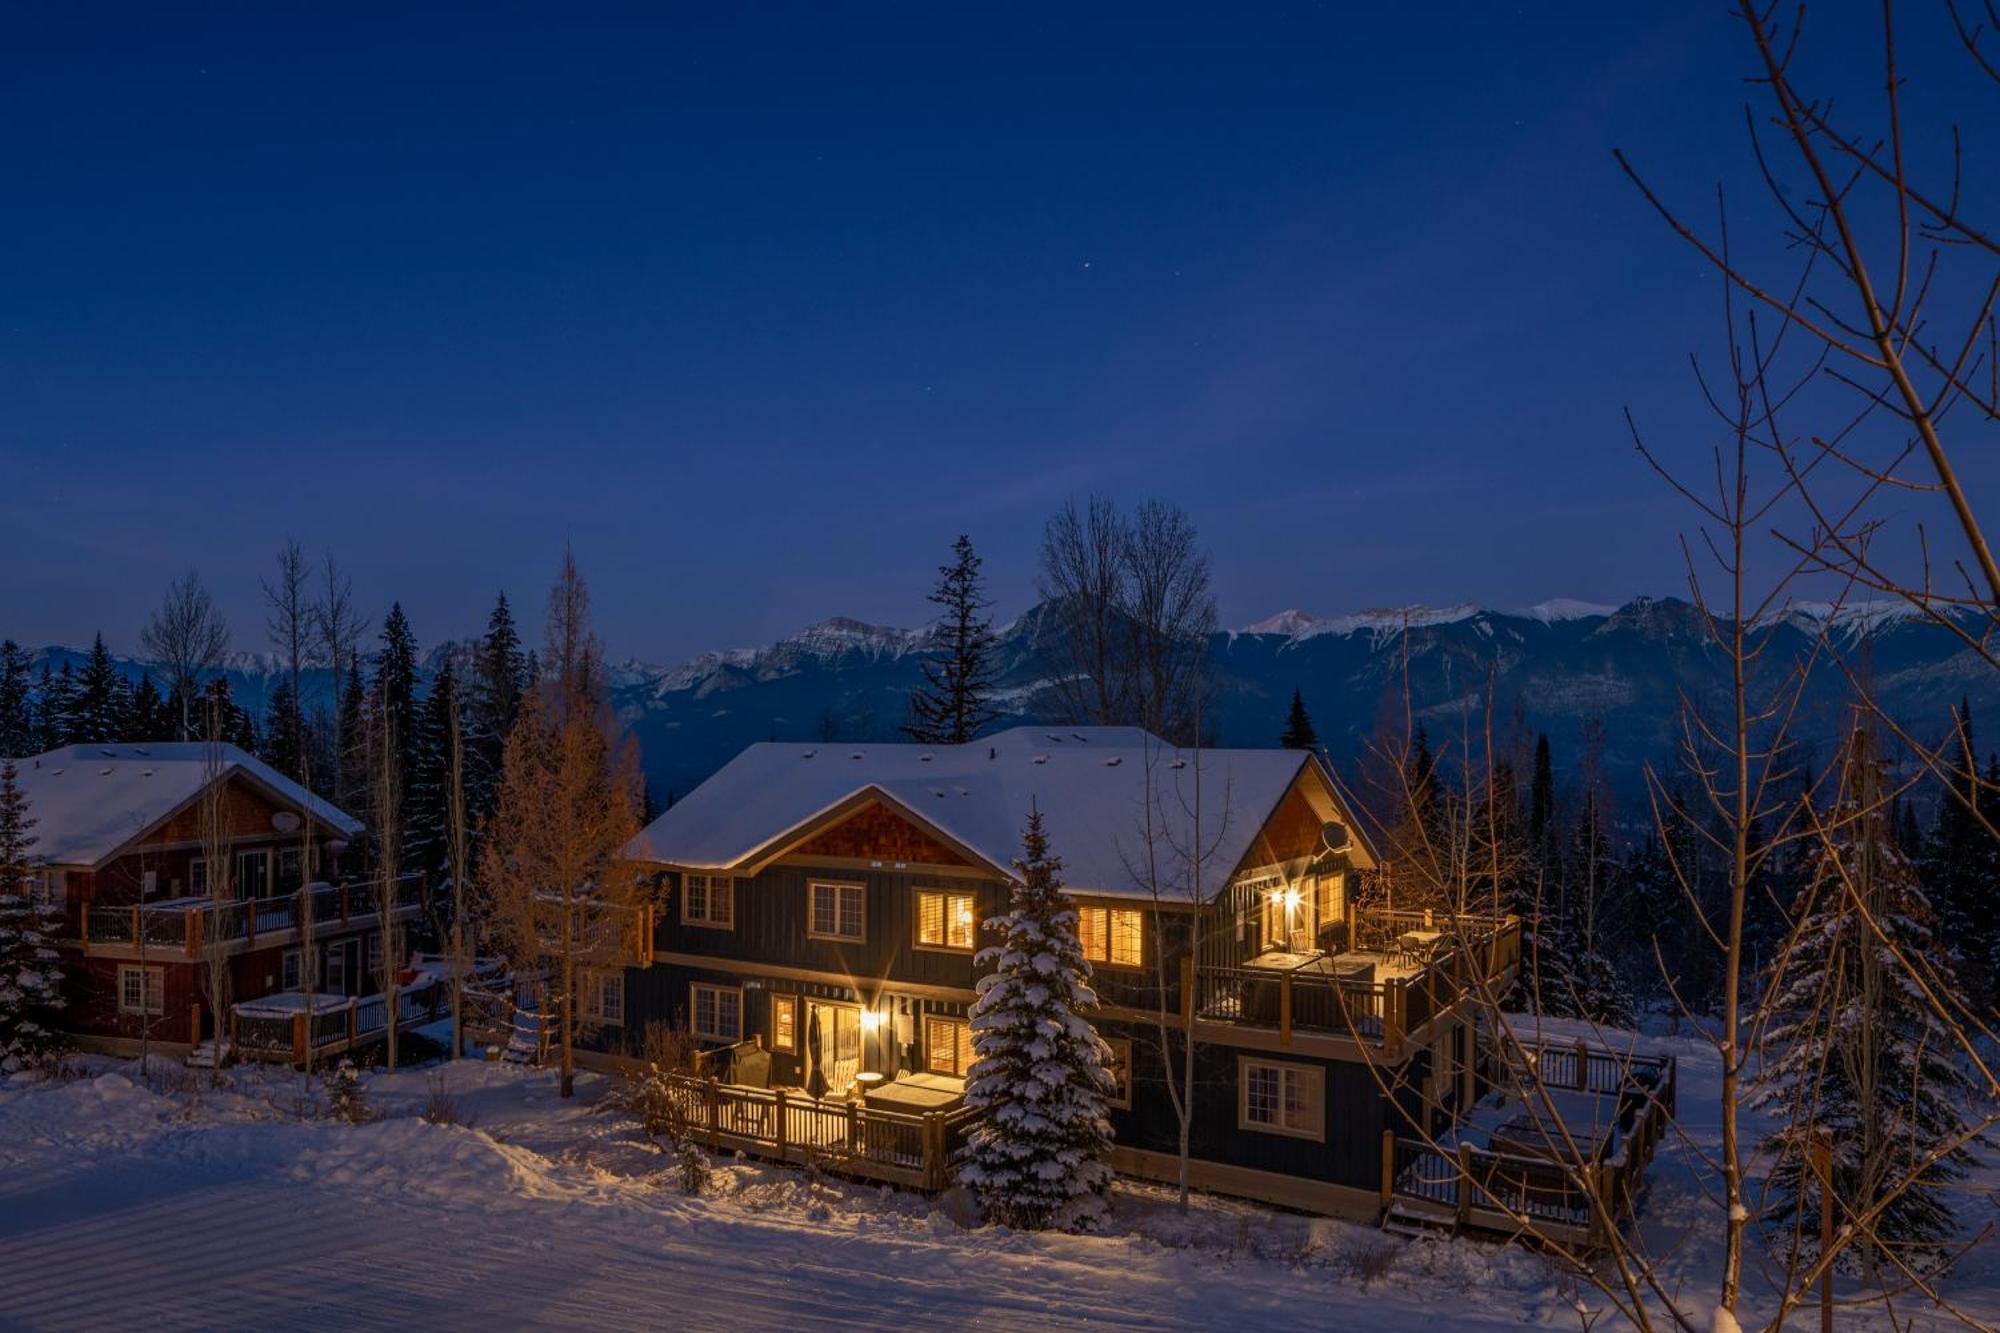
915 889 976 951
808 881 866 942
1239 1057 1323 1141
1077 905 1143 968
925 1016 976 1077
278 847 304 892
237 849 270 899
1103 1037 1132 1109
770 993 798 1053
118 965 164 1016
1316 871 1346 930
682 873 734 928
583 971 624 1025
691 983 743 1042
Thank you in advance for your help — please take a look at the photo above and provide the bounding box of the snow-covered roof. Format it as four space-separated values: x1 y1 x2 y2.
626 726 1367 901
10 743 364 868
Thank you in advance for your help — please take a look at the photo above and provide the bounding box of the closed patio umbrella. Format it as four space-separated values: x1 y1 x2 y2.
806 1009 828 1100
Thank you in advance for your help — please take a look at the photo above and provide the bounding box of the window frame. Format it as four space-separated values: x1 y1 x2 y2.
1103 1036 1132 1110
1077 904 1144 970
690 982 743 1043
278 847 304 891
282 949 301 992
681 872 735 929
924 1015 976 1078
118 965 165 1016
913 888 977 953
770 993 798 1053
583 970 624 1026
236 848 270 899
806 880 867 943
1237 1056 1325 1141
189 857 208 896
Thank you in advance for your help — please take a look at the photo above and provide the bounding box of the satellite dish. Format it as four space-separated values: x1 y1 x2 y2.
1319 820 1351 855
271 811 302 833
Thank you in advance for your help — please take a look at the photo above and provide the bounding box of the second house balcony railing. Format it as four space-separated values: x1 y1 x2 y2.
82 874 428 955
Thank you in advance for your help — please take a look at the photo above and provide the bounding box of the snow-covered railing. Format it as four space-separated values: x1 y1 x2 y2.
77 874 430 954
228 981 447 1065
661 1073 978 1191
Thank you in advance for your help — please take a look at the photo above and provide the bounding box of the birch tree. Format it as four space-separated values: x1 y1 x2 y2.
141 570 229 740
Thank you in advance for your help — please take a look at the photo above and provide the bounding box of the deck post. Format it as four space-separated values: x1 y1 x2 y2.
1379 1129 1395 1212
186 907 199 958
775 1087 789 1161
1455 1143 1474 1227
292 1011 308 1065
1279 974 1292 1048
707 1077 721 1151
229 1006 239 1053
1346 914 1357 953
190 1002 201 1047
1573 1038 1590 1091
130 905 140 946
347 1002 357 1045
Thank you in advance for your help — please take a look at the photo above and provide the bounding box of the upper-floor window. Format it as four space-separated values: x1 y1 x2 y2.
279 847 304 891
1077 905 1143 968
282 949 302 991
915 889 976 951
808 881 865 942
189 858 208 896
682 873 734 928
237 849 270 899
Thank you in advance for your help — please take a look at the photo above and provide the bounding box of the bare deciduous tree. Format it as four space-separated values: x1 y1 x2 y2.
141 570 229 739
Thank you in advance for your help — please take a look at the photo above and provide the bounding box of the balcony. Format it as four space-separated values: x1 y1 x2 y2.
228 977 447 1064
1194 908 1521 1052
79 875 429 957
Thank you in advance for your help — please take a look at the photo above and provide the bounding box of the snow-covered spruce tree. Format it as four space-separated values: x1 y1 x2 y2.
0 758 64 1073
1750 726 1982 1276
962 807 1115 1231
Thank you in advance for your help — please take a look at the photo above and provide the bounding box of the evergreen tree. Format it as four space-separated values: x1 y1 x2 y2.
467 593 526 823
405 656 461 887
1527 732 1556 872
0 642 33 757
1536 795 1635 1027
261 676 308 780
201 677 258 752
125 674 171 743
1752 725 1982 1275
337 651 369 818
962 807 1115 1231
903 535 1000 746
1278 687 1318 750
371 605 425 858
0 758 64 1072
1923 701 1998 1014
34 663 76 750
71 634 130 744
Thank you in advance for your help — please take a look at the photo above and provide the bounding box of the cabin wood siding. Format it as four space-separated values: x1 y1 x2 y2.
656 864 1008 991
790 802 971 867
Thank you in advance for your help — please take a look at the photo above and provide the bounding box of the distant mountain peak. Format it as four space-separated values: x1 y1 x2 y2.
1237 599 1614 641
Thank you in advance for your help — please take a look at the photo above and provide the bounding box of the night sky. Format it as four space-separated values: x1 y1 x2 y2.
3 4 1992 661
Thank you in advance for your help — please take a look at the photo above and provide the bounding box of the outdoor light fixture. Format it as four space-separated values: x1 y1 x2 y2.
1283 888 1304 913
859 1008 884 1032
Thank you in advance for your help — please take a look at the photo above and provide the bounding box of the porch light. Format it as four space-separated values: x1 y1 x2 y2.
859 1007 885 1032
1282 888 1303 913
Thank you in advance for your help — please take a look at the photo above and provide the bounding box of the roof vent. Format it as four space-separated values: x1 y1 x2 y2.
801 750 817 759
99 767 113 776
1045 732 1063 743
919 753 934 763
931 787 947 798
49 768 63 776
132 747 150 757
1033 754 1050 765
1104 756 1123 767
1170 759 1188 770
851 752 864 760
99 748 117 758
988 746 996 760
141 769 155 777
1072 733 1088 743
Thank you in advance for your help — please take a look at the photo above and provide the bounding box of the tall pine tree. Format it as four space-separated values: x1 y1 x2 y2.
1752 725 1983 1275
405 656 461 888
35 663 77 751
125 674 172 743
903 535 1000 745
468 593 527 823
1279 687 1318 750
0 758 63 1072
71 634 130 744
962 807 1115 1231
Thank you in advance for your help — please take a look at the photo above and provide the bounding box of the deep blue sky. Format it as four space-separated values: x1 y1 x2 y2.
3 4 1992 662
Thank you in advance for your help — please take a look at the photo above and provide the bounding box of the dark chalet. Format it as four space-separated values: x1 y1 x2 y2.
610 726 1675 1246
19 743 441 1063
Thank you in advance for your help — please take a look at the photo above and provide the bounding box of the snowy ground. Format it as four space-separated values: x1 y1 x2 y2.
0 1027 1993 1331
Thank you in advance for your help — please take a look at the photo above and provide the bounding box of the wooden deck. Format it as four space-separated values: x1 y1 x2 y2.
229 982 448 1065
662 1072 977 1191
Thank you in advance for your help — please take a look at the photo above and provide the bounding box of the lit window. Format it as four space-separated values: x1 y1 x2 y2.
683 873 734 928
118 965 164 1015
1078 906 1143 967
925 1016 976 1077
691 983 742 1042
1316 872 1344 929
808 882 865 941
916 890 976 950
1240 1058 1323 1140
771 993 798 1053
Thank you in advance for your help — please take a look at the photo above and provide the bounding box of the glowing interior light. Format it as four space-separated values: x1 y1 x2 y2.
859 1008 885 1032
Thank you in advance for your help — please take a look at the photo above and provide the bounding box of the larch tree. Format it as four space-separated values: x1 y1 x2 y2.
962 806 1115 1231
261 539 315 783
481 553 642 1098
0 757 63 1073
312 555 364 804
1751 725 1983 1280
196 707 235 1076
903 534 1000 745
1278 686 1318 750
140 569 229 740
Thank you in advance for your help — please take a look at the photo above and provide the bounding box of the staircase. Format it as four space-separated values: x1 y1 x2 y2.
186 1039 234 1069
502 1001 545 1066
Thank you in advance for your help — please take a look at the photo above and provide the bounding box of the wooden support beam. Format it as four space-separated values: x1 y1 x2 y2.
1455 1143 1474 1228
1279 974 1292 1048
1379 1129 1395 1211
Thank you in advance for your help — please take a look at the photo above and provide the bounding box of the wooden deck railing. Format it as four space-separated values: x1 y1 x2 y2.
81 874 428 955
1381 1038 1677 1250
661 1073 977 1191
230 981 447 1065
